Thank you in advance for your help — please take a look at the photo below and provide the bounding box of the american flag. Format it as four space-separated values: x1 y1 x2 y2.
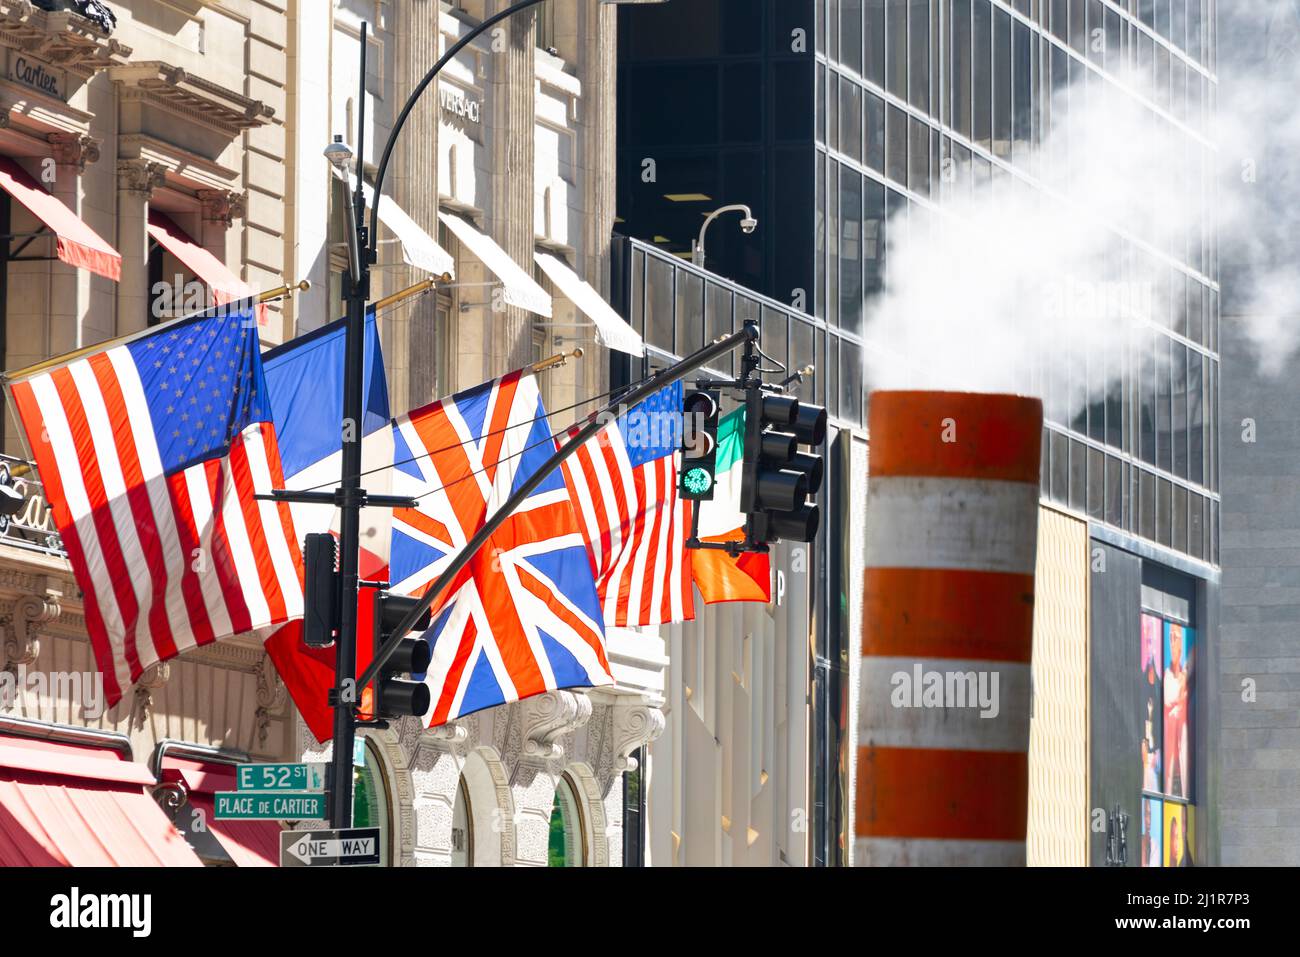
8 307 304 707
387 370 612 726
561 381 694 627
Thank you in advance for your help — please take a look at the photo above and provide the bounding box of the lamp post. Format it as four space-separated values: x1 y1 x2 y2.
691 203 758 268
327 0 670 831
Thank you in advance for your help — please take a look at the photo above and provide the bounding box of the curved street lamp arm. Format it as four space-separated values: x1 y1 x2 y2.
367 0 549 261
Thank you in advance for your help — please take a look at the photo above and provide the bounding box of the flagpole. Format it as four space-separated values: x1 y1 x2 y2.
1 280 311 383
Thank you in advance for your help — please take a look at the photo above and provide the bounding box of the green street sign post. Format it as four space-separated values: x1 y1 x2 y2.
237 762 328 793
215 791 328 821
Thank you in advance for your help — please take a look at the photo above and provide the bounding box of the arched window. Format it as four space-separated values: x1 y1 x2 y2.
352 739 392 866
451 775 472 867
548 773 585 867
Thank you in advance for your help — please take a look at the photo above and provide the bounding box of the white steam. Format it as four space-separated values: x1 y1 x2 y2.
863 2 1300 400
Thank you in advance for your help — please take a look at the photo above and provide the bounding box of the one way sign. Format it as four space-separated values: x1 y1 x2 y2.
280 828 381 867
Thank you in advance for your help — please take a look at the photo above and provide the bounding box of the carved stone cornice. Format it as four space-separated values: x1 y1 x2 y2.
0 1 132 75
47 131 99 171
110 61 275 133
1 591 60 670
198 188 246 226
117 158 166 195
519 690 591 765
254 652 287 748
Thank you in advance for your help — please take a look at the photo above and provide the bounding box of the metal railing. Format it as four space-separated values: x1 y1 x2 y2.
0 454 65 558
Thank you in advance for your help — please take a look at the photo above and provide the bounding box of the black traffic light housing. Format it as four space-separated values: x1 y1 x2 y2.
679 389 720 500
740 387 827 545
303 533 340 648
372 591 433 719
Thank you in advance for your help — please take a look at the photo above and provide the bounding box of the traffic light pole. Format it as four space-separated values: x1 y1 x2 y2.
356 322 760 696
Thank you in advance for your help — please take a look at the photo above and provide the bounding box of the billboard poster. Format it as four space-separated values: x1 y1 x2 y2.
1163 801 1191 867
1140 797 1163 868
1163 621 1194 799
1140 614 1163 793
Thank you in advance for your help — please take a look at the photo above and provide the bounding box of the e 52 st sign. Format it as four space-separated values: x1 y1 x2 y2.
237 762 327 792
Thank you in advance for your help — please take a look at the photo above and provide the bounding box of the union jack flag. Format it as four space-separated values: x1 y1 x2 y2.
388 370 612 726
7 307 304 707
562 381 694 627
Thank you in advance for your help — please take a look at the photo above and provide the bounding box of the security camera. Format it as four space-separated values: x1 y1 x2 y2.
740 217 758 234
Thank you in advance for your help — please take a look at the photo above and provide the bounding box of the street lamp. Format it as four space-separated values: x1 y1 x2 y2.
692 204 758 268
322 0 672 831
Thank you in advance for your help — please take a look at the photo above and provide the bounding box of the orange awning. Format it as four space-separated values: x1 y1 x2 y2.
161 758 282 867
0 734 202 866
0 156 122 281
147 210 255 307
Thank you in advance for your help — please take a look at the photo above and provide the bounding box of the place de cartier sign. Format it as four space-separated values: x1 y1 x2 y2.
8 52 65 101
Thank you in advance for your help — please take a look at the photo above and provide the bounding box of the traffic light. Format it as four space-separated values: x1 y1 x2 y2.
371 590 433 719
740 388 827 544
679 389 720 500
303 533 339 648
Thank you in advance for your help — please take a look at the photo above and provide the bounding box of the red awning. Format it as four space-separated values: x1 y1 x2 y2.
0 156 122 282
161 757 282 867
0 734 202 866
147 210 255 307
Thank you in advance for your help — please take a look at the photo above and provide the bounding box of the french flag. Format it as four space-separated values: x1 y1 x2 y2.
261 312 392 741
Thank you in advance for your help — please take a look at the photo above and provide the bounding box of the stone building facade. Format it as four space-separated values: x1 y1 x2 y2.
1 0 660 867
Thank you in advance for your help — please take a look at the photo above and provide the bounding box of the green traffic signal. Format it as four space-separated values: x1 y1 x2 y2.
683 465 714 497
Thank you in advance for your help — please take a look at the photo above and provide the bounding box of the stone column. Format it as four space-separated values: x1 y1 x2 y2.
509 690 590 866
116 159 166 336
198 188 247 283
392 0 443 415
47 134 101 355
487 0 537 374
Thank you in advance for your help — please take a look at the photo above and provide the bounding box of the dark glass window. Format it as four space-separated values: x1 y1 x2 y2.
840 338 864 424
842 79 863 162
909 116 930 196
829 70 840 152
886 0 908 98
645 254 675 354
1051 0 1068 43
774 61 814 141
1070 0 1087 54
723 63 762 143
1105 8 1122 73
790 320 817 405
866 0 886 86
865 91 886 172
909 0 930 112
675 270 705 354
972 0 992 151
1012 20 1032 158
1172 343 1188 479
886 103 908 184
1187 349 1204 486
953 0 973 138
816 154 826 318
1139 468 1156 542
1088 445 1104 519
1086 0 1105 65
864 177 886 299
993 7 1012 159
828 160 840 326
1157 333 1173 473
842 0 864 74
840 169 863 334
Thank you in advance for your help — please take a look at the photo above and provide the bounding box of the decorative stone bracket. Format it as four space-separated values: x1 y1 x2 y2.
197 188 246 226
605 693 666 774
117 158 167 195
1 592 61 673
519 690 592 766
47 131 101 172
129 660 170 731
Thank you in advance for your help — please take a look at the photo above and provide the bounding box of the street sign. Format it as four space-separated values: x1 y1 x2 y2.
237 762 328 793
280 828 381 867
215 791 327 821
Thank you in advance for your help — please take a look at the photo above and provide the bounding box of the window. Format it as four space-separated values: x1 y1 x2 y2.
865 0 885 86
908 0 930 112
886 0 907 98
972 0 992 150
952 0 973 138
352 740 392 866
622 749 645 866
548 773 586 866
452 776 472 867
535 0 557 53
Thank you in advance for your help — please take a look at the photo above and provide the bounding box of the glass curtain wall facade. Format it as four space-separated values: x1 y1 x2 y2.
820 0 1219 564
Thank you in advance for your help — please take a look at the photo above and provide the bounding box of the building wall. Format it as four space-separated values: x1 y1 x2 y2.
1 1 297 770
1027 504 1089 867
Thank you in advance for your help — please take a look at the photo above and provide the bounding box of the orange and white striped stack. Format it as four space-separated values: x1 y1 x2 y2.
856 391 1043 866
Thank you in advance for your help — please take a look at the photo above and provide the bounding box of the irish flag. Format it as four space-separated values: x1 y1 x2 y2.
690 407 772 604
